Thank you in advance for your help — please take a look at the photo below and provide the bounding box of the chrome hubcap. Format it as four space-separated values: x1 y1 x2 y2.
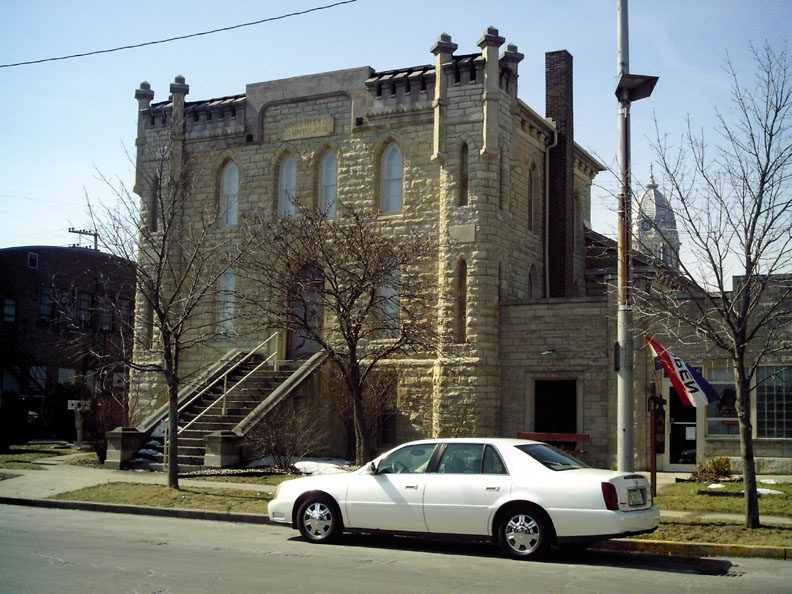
505 514 540 553
303 502 332 538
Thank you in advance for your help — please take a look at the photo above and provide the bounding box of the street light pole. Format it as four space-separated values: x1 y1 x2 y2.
615 0 657 472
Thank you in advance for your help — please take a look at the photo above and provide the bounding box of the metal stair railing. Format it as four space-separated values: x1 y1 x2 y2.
177 332 280 435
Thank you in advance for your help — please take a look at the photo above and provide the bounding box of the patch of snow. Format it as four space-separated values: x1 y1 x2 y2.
246 456 353 475
760 479 779 485
150 422 166 439
757 488 784 496
129 458 153 465
295 458 353 475
145 440 161 447
707 483 725 489
137 449 160 456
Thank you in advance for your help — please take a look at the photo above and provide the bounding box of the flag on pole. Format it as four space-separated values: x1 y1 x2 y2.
646 336 721 408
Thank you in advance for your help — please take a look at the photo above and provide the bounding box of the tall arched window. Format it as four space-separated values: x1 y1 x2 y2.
459 143 469 206
527 165 535 231
319 151 337 218
381 143 402 214
379 264 400 337
498 151 505 210
220 161 239 227
279 156 297 217
218 268 235 335
455 259 467 343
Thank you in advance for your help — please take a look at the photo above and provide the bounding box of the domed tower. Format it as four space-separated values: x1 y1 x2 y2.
634 167 680 269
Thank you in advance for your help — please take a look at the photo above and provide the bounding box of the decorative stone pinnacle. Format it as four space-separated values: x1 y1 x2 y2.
502 44 524 64
170 75 189 95
431 32 458 56
135 81 155 101
477 26 505 49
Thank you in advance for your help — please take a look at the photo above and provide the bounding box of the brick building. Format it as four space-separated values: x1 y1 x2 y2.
0 245 135 439
124 28 790 472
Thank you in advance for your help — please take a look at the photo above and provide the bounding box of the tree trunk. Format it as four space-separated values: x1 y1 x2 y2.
734 362 760 528
167 379 180 489
351 385 371 465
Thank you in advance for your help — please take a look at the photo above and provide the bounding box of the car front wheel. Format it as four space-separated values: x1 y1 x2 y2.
497 506 549 560
297 496 342 544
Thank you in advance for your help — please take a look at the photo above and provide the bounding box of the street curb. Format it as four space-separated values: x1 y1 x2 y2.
0 496 277 526
595 538 791 560
2 496 789 560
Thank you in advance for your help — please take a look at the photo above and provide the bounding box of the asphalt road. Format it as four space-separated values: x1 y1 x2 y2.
1 505 791 594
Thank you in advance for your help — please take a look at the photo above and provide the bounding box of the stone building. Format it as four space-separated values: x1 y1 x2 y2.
123 27 790 472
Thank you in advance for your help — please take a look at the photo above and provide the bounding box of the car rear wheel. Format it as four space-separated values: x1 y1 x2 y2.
297 496 342 544
497 506 549 560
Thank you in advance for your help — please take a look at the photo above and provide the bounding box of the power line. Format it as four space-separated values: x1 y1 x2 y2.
0 0 359 69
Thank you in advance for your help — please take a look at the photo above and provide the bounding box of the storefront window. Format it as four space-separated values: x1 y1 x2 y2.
705 367 738 436
757 366 792 438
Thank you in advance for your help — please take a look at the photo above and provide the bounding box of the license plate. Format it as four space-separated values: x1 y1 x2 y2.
628 488 645 506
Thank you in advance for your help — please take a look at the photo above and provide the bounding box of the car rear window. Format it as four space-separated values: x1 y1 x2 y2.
515 444 589 471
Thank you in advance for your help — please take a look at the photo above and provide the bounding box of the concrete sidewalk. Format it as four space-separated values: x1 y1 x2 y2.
1 454 790 560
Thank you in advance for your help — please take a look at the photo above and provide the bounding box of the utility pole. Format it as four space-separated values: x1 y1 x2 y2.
615 0 657 472
68 227 99 250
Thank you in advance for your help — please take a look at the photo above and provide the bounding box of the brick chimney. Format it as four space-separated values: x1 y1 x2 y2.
545 50 574 298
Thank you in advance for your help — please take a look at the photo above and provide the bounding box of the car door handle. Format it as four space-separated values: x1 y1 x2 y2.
485 486 500 492
404 485 419 490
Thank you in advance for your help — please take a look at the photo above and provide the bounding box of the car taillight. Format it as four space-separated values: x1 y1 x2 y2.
601 482 619 510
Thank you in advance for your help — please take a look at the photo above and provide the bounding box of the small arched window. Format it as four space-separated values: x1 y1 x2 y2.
319 152 337 218
218 268 235 335
381 143 402 214
455 259 467 343
220 162 239 227
279 156 297 217
459 143 469 206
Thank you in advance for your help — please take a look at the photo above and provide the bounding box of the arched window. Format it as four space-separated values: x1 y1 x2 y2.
319 151 337 218
379 264 400 337
220 161 239 227
459 143 469 206
279 156 296 217
455 259 467 343
218 268 235 335
528 165 535 231
498 151 505 210
381 143 402 214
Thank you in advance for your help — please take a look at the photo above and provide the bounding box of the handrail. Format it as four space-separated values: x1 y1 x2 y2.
178 335 280 435
175 332 278 419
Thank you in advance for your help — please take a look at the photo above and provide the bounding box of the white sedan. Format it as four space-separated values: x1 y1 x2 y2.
268 438 659 559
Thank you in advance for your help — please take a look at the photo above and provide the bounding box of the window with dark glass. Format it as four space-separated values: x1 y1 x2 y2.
3 297 16 323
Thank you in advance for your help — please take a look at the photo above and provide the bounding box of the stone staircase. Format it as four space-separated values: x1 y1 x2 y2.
133 360 293 473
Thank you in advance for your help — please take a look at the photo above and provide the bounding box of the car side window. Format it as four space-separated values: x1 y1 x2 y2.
483 445 508 475
437 443 484 474
378 444 436 474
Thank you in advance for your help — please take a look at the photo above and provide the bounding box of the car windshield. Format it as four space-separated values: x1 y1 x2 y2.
515 444 589 471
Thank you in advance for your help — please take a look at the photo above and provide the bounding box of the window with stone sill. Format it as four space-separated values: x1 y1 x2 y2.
217 268 235 336
220 161 239 228
279 156 297 217
380 143 402 214
319 151 337 218
459 143 469 206
3 297 16 323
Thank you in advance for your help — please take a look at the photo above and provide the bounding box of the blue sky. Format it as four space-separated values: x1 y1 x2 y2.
1 0 789 249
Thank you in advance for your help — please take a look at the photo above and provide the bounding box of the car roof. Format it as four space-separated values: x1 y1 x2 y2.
399 437 542 447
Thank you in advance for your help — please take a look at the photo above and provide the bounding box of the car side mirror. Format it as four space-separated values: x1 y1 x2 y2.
366 461 377 474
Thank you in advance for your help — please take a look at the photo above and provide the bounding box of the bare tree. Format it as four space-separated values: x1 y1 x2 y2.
638 43 792 528
240 202 441 464
324 366 397 458
88 139 255 488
